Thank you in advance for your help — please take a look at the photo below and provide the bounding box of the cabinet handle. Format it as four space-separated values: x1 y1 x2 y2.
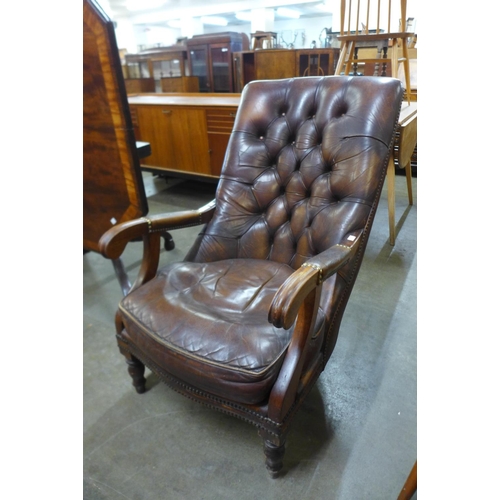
162 110 172 115
229 112 236 117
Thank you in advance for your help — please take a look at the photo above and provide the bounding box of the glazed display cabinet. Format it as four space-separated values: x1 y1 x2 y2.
187 33 249 93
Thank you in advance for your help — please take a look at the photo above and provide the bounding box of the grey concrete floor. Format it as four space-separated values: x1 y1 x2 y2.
83 172 417 500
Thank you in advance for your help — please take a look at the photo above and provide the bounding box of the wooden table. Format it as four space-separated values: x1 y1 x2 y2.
84 0 148 254
387 101 417 245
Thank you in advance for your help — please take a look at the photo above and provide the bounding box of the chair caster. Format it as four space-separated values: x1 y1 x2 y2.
163 232 175 251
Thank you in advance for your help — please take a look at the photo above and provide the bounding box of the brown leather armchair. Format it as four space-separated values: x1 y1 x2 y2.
99 75 404 477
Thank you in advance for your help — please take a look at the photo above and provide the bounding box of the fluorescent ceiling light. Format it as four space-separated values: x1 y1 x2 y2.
201 16 228 26
126 0 165 11
235 11 253 22
315 1 335 11
168 20 183 29
276 7 301 19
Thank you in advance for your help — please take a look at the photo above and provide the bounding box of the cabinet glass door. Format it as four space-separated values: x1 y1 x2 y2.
190 46 210 92
210 45 231 92
126 61 150 79
153 59 181 79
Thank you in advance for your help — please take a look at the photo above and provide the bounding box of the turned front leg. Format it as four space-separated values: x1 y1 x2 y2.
262 439 286 478
124 352 146 394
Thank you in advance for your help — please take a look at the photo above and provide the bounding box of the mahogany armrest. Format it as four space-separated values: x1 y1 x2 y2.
269 230 363 330
267 230 364 421
99 199 216 260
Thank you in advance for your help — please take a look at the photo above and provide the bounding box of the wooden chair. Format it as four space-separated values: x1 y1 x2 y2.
99 75 404 477
334 0 414 105
83 0 173 295
333 1 417 244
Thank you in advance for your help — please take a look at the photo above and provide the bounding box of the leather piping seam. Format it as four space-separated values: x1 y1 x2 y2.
321 92 404 367
119 332 323 432
118 305 291 378
117 339 283 430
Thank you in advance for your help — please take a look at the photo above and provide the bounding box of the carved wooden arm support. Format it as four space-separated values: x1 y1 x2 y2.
99 199 216 259
267 229 363 421
269 229 364 330
98 199 216 293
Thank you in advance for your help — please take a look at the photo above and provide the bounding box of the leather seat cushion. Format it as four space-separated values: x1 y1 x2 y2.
119 259 325 404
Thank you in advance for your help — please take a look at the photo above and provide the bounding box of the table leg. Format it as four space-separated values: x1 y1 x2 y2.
405 162 413 206
387 155 396 246
112 258 131 296
397 460 417 500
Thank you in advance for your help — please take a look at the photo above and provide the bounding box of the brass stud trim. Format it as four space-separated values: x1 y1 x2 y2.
301 262 323 284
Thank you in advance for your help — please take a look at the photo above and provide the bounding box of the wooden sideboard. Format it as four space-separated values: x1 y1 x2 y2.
128 93 241 180
128 89 416 183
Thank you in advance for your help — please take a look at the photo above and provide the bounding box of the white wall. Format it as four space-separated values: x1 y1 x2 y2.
170 15 336 50
113 1 418 53
96 3 331 56
114 19 181 52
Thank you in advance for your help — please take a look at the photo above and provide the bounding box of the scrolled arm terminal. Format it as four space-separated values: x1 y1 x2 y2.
98 199 216 260
269 230 363 330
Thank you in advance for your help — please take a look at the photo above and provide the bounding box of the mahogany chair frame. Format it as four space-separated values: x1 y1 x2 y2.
99 76 404 477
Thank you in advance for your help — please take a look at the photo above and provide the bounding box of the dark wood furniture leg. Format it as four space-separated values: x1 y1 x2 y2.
123 351 147 394
262 439 286 478
112 258 132 296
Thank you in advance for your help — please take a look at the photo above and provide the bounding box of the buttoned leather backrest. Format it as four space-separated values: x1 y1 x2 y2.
187 76 403 269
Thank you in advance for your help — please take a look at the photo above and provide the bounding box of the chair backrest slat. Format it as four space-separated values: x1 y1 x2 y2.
339 0 408 35
376 0 381 34
388 0 392 32
365 0 370 34
347 0 352 34
356 0 360 34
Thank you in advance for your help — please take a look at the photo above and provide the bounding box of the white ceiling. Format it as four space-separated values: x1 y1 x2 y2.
104 0 336 27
